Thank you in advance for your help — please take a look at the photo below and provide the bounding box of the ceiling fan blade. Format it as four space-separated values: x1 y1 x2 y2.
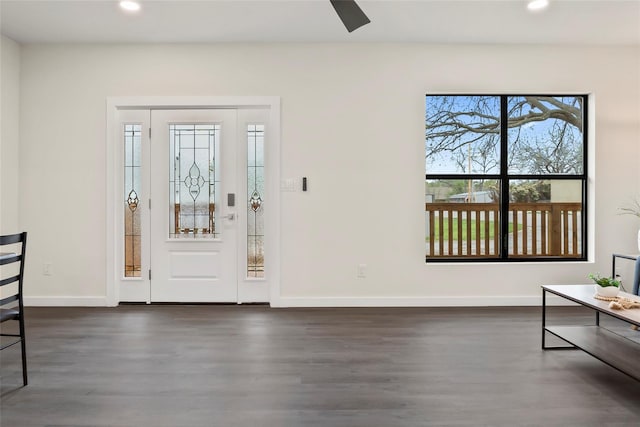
330 0 371 33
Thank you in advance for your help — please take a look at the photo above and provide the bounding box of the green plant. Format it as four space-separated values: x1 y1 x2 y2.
588 273 620 288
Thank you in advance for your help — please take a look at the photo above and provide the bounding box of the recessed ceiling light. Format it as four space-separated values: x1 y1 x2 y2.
527 0 549 12
119 1 141 12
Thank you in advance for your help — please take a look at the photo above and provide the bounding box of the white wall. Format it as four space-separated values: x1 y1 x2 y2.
0 35 21 234
16 43 640 305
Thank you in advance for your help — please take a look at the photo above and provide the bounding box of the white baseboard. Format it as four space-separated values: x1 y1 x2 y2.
23 295 577 308
25 296 108 307
272 295 578 308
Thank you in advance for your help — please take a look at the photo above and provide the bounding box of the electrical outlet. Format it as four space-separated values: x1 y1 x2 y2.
43 263 53 276
357 264 367 278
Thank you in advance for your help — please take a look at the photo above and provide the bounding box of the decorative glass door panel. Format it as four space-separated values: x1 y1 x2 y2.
169 124 221 239
124 124 142 277
247 124 265 278
118 109 151 303
236 108 270 303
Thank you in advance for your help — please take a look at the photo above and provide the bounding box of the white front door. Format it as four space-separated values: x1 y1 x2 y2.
149 109 238 302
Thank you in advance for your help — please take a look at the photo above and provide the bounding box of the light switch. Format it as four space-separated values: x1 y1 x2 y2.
281 179 295 192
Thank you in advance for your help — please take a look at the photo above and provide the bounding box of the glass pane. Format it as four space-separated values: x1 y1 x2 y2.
169 124 220 238
507 96 584 175
426 95 501 175
247 124 265 277
124 124 142 277
508 179 582 257
425 179 501 258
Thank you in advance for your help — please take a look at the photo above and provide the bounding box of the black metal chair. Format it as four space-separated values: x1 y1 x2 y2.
1 232 28 386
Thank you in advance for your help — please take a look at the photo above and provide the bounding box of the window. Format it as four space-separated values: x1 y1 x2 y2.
247 124 265 278
425 95 587 261
124 124 142 277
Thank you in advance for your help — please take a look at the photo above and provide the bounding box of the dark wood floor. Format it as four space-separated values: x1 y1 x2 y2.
1 305 639 426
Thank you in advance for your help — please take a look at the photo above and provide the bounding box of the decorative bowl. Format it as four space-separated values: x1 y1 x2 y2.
595 284 620 298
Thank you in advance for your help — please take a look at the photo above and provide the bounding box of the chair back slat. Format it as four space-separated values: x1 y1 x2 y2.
0 294 19 306
0 274 21 287
0 234 23 245
0 254 20 265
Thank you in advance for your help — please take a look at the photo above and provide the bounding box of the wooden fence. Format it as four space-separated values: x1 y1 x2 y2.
425 202 582 258
173 203 215 235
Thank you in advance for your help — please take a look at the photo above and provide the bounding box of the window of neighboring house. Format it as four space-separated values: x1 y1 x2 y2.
425 95 587 261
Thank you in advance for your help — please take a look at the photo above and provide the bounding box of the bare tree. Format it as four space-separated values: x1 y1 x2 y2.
512 119 583 174
426 96 583 175
509 96 582 130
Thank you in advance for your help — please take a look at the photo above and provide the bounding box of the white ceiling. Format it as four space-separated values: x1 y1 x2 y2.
1 0 639 45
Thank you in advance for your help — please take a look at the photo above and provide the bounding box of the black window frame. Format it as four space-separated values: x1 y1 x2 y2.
425 93 588 263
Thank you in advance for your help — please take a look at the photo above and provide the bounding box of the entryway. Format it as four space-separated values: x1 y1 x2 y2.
107 98 279 305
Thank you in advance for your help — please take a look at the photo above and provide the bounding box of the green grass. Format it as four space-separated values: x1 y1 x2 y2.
426 219 521 242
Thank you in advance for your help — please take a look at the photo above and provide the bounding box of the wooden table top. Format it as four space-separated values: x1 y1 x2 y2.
543 284 640 326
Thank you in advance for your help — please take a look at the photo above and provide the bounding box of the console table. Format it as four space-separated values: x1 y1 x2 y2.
542 284 640 381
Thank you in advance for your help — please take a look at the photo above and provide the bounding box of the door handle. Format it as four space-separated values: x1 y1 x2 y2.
224 213 235 221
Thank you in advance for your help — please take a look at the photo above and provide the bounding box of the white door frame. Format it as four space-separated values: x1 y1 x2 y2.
106 96 281 307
